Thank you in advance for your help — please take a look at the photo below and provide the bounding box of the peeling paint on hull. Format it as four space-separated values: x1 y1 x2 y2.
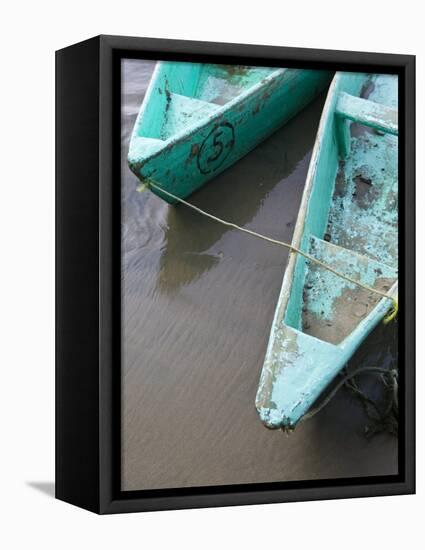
128 61 332 203
256 72 399 429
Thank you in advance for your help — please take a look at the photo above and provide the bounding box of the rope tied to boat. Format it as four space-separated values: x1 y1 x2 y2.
140 180 398 323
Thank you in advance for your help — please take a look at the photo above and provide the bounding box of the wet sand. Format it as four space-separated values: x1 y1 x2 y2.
121 59 398 491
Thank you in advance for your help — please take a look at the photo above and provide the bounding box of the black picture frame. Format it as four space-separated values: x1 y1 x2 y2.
56 34 415 514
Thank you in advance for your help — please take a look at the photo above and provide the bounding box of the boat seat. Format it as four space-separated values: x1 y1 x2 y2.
300 235 397 344
335 91 398 158
161 93 220 139
128 136 164 169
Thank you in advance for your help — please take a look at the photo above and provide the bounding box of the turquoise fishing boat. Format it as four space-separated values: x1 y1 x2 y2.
256 72 399 429
128 62 332 202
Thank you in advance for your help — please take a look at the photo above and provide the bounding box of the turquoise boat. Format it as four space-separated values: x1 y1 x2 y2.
128 62 332 203
256 72 399 429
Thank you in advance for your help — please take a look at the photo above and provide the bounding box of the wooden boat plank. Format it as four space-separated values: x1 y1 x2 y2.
329 117 398 267
302 236 397 345
336 92 398 136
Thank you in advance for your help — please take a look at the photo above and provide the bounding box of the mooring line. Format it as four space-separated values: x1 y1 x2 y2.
141 181 398 323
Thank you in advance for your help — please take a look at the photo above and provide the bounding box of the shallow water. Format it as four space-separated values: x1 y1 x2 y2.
121 59 398 491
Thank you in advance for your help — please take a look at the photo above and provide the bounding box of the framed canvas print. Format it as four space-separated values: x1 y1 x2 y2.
56 35 415 514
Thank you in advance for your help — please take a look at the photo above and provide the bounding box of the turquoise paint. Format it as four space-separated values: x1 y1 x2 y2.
128 61 332 203
256 72 398 429
336 92 398 136
303 236 397 322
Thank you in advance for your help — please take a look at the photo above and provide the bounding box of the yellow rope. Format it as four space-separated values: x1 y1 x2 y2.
140 181 398 323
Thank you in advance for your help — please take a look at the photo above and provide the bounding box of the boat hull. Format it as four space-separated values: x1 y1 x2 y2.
128 63 332 203
256 72 399 429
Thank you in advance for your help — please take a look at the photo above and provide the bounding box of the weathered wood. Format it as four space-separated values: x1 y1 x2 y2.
335 113 351 159
335 92 398 159
335 91 398 159
256 73 399 429
128 62 332 203
336 91 398 135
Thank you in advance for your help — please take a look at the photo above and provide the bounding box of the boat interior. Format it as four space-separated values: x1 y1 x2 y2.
136 62 280 141
284 73 398 345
